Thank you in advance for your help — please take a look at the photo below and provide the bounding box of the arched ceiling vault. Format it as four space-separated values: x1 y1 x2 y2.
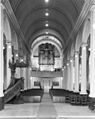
29 34 64 49
25 19 68 44
29 28 65 48
28 28 66 48
9 0 85 51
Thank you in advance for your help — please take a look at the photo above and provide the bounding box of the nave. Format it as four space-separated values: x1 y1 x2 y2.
1 0 95 118
0 93 95 119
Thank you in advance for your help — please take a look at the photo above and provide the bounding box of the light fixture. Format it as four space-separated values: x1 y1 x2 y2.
45 23 49 27
8 45 11 49
3 47 5 50
15 54 18 57
45 12 49 16
20 59 24 62
88 48 91 51
83 46 86 50
45 31 49 34
75 54 78 58
64 66 66 69
45 0 49 3
93 24 95 30
70 60 73 63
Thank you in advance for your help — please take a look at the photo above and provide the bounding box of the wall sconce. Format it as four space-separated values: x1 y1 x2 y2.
45 0 49 3
70 60 73 63
15 54 18 57
20 59 24 62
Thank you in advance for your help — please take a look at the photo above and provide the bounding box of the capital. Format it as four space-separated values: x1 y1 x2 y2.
70 57 74 63
90 4 95 12
0 1 5 10
6 41 11 44
81 43 87 47
75 51 79 55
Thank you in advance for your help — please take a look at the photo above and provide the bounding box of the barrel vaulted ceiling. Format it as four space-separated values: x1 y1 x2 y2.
9 0 85 50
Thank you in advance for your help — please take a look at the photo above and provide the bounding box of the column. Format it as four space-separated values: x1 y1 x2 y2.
67 61 71 91
23 68 27 90
66 62 69 90
6 42 12 88
28 68 31 89
65 65 68 90
80 43 87 94
26 68 29 89
62 65 66 89
0 1 4 110
70 57 74 91
89 6 95 98
74 51 79 92
62 67 65 89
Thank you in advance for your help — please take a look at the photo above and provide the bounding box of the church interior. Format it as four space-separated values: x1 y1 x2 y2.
0 0 95 118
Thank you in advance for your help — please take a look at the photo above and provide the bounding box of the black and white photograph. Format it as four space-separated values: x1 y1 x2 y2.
0 0 95 119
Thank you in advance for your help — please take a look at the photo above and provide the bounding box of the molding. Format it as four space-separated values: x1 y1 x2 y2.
2 0 30 54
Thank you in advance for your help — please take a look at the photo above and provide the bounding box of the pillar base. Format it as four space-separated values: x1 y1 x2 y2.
0 97 4 111
88 97 95 110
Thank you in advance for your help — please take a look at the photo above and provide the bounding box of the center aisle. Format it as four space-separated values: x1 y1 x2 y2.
37 93 57 119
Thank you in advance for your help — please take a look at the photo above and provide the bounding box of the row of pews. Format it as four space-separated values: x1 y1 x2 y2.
49 89 89 106
21 88 44 103
4 77 44 104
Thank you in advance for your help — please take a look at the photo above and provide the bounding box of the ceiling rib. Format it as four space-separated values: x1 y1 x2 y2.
28 27 66 48
20 7 74 29
24 17 69 38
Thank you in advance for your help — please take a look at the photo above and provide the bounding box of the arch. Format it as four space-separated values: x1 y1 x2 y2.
70 42 75 57
31 35 63 58
30 29 63 43
82 18 91 43
3 13 12 89
21 7 73 31
3 14 12 42
16 0 75 27
75 30 82 51
67 49 71 61
11 30 18 50
29 28 65 49
25 18 68 44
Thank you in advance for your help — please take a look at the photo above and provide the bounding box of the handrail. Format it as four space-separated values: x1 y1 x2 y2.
4 78 24 103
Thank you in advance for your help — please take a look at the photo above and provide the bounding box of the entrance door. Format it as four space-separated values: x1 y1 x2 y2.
43 79 51 93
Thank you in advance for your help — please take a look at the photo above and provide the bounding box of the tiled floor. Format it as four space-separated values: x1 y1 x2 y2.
0 93 95 119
